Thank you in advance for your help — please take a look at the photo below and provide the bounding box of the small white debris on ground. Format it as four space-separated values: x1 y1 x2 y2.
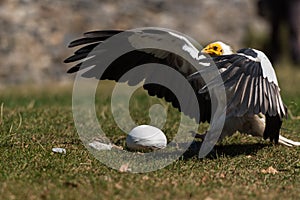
88 141 113 151
52 147 66 154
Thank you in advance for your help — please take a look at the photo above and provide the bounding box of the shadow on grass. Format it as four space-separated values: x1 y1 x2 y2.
183 141 269 160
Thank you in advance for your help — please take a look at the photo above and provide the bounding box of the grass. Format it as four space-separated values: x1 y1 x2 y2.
1 64 300 200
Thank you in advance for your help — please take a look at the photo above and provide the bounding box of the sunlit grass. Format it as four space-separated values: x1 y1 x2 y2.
0 71 300 199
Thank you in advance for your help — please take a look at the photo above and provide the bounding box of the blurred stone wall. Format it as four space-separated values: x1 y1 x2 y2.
0 0 268 87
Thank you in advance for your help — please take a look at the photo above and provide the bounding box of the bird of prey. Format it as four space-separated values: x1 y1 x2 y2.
199 41 299 146
64 28 300 147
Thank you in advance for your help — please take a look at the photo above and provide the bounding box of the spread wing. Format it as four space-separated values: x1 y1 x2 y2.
209 48 287 119
64 28 213 123
206 48 287 143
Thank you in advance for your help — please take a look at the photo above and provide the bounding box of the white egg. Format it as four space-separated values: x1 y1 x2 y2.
126 125 167 151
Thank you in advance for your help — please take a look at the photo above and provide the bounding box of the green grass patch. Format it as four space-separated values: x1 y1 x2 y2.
0 78 300 200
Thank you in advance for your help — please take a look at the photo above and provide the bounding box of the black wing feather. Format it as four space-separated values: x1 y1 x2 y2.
213 53 286 118
65 29 211 123
213 49 287 143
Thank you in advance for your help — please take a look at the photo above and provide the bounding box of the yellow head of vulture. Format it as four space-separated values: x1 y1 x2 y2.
201 41 233 56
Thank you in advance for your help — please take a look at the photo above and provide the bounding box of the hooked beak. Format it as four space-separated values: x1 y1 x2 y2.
201 47 220 56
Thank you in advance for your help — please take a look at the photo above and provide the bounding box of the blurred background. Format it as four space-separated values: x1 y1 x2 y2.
0 0 299 88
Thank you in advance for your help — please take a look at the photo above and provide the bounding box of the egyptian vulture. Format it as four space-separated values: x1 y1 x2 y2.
64 28 300 147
